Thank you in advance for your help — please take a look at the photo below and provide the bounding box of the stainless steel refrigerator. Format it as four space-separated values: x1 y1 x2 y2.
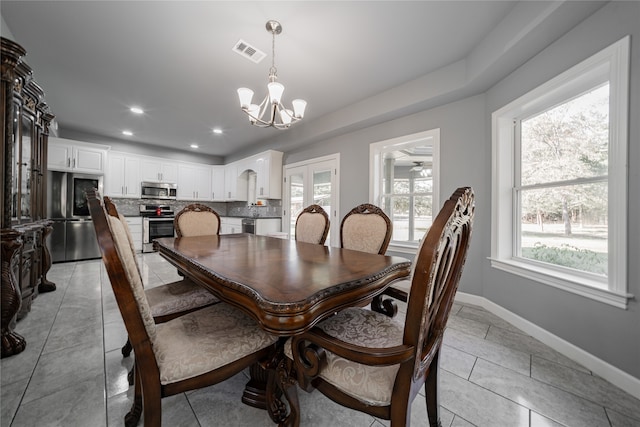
47 171 103 262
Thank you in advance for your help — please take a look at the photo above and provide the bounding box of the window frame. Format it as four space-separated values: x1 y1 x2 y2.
491 36 631 308
369 129 440 253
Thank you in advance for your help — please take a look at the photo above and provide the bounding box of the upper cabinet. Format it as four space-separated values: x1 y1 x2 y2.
253 150 283 199
105 152 140 198
211 166 225 201
48 137 107 174
224 162 247 201
177 163 212 201
140 158 178 183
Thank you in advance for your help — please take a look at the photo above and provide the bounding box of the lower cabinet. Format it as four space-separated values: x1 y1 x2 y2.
124 217 143 252
220 217 243 235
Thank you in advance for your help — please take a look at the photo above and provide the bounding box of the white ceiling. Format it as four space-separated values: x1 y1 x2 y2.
1 1 606 160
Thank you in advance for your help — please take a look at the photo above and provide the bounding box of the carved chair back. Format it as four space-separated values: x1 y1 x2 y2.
340 203 392 255
404 187 474 382
174 203 221 237
295 204 330 245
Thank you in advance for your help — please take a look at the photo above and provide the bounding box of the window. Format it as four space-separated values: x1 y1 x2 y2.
370 129 440 252
491 36 630 308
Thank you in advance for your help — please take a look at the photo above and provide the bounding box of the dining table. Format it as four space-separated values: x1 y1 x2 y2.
153 233 411 423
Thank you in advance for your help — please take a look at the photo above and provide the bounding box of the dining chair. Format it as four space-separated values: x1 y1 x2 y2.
340 203 392 254
174 203 221 237
279 187 474 427
295 204 330 244
103 197 220 377
89 190 278 427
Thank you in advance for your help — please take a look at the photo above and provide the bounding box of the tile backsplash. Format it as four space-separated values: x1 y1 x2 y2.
110 198 282 218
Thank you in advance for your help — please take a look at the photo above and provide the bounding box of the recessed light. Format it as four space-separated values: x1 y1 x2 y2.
130 106 144 114
212 128 223 134
190 144 199 149
122 130 133 136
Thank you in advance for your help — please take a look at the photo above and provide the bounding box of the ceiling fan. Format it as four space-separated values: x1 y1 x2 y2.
410 161 424 172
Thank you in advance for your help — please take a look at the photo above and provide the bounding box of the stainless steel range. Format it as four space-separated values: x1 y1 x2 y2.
140 204 175 252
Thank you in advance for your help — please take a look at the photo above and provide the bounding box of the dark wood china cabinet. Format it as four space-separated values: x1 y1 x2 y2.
1 36 56 358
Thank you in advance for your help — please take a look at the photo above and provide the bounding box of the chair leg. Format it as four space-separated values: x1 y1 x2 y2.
125 364 142 427
122 338 133 357
425 351 442 427
127 367 134 386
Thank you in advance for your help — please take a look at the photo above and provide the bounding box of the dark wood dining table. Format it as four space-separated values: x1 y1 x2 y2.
153 233 411 421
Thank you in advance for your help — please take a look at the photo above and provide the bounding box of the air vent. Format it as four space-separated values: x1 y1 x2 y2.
232 39 266 64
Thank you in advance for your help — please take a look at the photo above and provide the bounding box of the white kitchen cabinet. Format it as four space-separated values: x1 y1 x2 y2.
253 150 283 199
255 218 281 235
48 137 107 174
140 158 178 183
223 162 247 201
124 216 143 252
177 163 212 201
220 217 243 235
105 152 140 198
211 166 225 201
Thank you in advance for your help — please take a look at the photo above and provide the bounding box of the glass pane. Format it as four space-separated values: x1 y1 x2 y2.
392 178 409 194
11 108 19 219
519 182 608 275
20 115 32 220
312 169 332 243
414 177 432 193
414 195 433 242
289 172 304 238
312 170 331 206
388 196 410 242
521 84 609 186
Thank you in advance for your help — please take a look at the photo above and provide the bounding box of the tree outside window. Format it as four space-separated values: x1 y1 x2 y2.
517 84 609 275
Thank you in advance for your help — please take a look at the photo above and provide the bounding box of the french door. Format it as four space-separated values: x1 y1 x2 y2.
283 154 340 247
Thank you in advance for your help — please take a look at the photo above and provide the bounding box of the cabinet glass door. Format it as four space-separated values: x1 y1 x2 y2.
19 113 33 221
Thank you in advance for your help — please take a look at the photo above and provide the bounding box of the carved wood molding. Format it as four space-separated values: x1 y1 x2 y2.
1 228 25 358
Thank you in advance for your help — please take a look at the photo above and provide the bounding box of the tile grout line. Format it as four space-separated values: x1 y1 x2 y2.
100 263 110 426
9 262 76 426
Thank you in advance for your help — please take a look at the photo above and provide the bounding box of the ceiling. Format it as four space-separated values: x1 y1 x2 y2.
1 1 606 160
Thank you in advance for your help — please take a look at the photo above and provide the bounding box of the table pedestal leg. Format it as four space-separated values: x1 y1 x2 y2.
242 362 268 409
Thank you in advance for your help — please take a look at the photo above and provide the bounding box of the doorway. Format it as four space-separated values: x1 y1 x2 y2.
283 154 340 247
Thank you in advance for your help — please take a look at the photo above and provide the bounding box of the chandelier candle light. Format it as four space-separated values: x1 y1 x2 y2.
237 20 307 129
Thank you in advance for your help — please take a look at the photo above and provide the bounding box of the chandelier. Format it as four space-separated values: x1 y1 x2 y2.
237 20 306 129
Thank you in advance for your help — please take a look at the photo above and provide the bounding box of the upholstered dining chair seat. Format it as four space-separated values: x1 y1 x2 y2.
285 307 404 406
155 302 278 385
146 280 219 319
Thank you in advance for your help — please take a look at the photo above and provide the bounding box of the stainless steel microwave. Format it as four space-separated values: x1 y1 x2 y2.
141 181 177 200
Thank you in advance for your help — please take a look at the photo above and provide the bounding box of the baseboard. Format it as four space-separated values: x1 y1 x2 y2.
454 292 640 400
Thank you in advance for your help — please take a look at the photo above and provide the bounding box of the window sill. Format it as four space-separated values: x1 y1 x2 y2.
489 258 633 309
388 243 418 255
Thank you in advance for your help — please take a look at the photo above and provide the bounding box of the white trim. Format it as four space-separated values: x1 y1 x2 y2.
454 292 640 401
490 258 632 309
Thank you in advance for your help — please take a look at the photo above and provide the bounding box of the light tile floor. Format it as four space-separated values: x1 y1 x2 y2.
2 253 639 427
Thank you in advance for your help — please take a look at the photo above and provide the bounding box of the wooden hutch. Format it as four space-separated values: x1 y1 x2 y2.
1 36 56 358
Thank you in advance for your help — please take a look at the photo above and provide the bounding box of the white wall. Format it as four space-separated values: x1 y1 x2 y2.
283 1 640 381
484 1 640 380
